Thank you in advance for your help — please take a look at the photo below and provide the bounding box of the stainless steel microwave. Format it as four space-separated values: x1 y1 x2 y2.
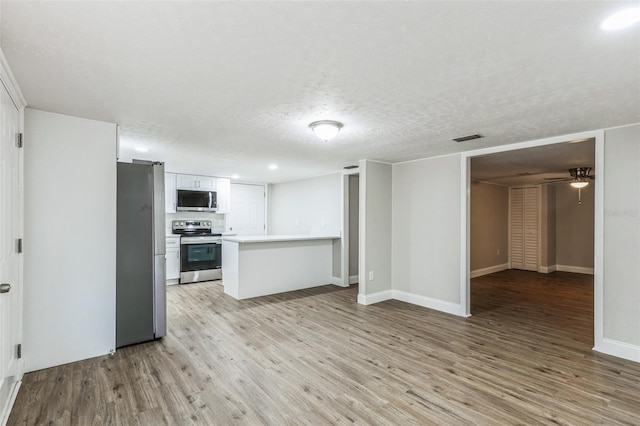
177 190 217 212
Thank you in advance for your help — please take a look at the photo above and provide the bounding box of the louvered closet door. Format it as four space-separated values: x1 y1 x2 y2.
510 187 539 271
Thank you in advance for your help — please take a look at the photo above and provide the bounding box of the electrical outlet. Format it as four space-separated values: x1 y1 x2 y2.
369 271 374 281
295 219 299 227
497 249 500 256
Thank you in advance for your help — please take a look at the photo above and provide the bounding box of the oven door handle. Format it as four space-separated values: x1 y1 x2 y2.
180 240 221 245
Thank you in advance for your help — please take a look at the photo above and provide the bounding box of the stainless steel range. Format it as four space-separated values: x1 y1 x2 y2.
172 220 222 284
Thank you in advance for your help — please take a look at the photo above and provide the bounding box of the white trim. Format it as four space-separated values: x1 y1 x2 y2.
349 275 358 285
358 160 367 297
362 159 393 165
602 122 640 132
593 130 605 356
269 170 342 185
470 263 509 278
357 290 392 305
556 265 594 275
464 130 601 158
342 167 360 176
539 265 557 273
460 155 470 316
395 151 459 166
357 289 469 318
166 279 179 285
393 290 469 317
0 49 27 109
331 276 348 287
0 380 21 426
594 338 640 363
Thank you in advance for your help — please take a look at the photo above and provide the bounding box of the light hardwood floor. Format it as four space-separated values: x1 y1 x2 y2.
8 270 640 425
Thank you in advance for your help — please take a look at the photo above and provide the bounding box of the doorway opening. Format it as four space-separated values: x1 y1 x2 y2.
466 136 598 348
340 171 360 292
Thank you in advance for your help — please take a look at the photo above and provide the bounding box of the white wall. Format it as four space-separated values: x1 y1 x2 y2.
602 124 640 349
391 155 463 314
24 109 116 372
358 160 392 301
268 173 341 236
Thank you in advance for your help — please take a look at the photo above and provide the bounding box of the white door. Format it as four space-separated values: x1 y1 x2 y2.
228 184 265 236
510 186 539 271
0 81 23 421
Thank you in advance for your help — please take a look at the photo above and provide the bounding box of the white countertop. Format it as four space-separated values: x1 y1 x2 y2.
222 234 340 243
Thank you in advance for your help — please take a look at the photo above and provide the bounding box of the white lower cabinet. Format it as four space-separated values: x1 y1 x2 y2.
166 236 180 284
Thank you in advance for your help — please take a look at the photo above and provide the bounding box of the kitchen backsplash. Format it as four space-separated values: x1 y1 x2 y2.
166 212 226 234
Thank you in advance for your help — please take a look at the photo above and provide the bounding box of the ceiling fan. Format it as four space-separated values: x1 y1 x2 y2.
545 167 595 187
545 167 594 204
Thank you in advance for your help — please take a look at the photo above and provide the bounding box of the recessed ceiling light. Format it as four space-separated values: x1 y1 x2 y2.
231 174 239 179
134 146 149 153
601 7 640 31
268 164 278 170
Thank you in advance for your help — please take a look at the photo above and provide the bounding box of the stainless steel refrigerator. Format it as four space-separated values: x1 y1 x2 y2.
116 161 166 348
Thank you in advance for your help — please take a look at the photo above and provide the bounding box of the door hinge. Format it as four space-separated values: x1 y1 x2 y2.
16 238 22 253
16 344 22 359
15 133 23 148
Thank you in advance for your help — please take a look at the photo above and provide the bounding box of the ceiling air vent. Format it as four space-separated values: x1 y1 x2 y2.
452 134 483 143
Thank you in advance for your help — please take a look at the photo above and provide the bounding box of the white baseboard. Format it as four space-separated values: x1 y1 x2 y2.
393 290 468 317
0 379 21 426
356 289 468 317
357 290 392 305
349 275 358 285
331 276 349 287
556 265 594 275
166 279 179 286
470 263 509 278
539 265 557 273
594 338 640 363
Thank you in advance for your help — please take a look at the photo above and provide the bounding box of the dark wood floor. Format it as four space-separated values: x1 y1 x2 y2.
9 270 640 425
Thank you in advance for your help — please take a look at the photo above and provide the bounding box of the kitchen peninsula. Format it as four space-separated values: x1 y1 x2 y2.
222 234 341 299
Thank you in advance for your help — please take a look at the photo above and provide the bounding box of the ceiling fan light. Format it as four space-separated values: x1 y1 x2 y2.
310 120 343 142
570 181 589 189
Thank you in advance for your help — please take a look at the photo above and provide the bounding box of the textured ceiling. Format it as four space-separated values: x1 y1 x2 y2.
1 1 638 183
471 138 595 187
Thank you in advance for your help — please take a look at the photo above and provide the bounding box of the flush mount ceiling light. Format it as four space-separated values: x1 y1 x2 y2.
134 146 149 153
231 174 239 179
601 7 640 31
268 164 278 170
309 120 343 142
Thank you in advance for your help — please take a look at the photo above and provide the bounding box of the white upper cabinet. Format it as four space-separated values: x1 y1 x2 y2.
165 172 177 213
177 174 216 191
216 177 231 214
172 173 230 213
